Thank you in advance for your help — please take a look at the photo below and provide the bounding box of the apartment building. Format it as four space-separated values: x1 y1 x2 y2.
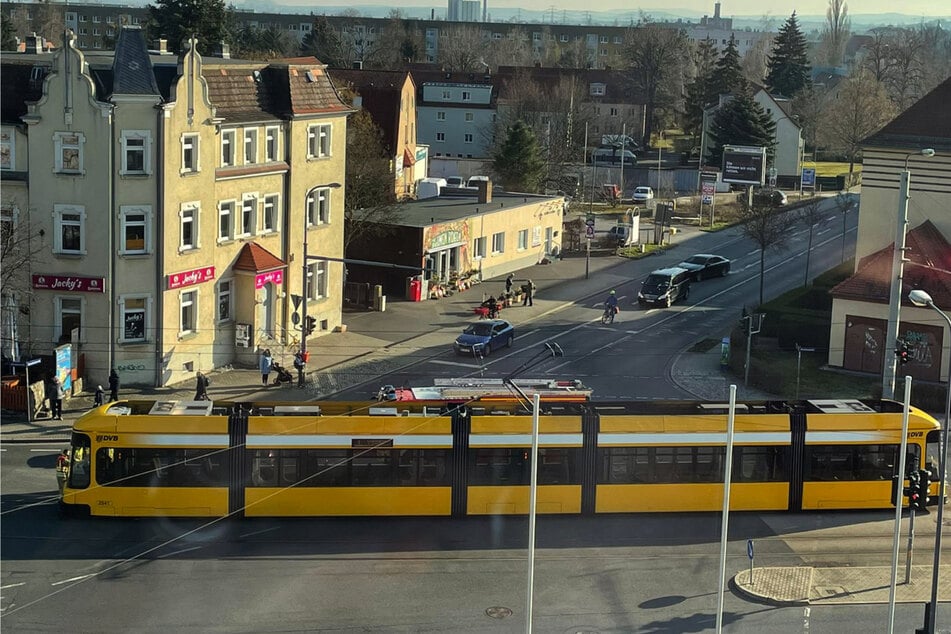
412 70 496 160
0 27 350 389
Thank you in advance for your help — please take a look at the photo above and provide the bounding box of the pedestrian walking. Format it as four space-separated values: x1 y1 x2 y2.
260 349 273 386
505 274 514 295
49 375 65 420
93 385 104 407
108 369 120 402
522 279 535 306
293 350 306 388
56 448 70 495
194 371 210 401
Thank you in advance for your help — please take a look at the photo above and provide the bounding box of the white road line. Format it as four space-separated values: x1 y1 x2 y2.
1 583 25 590
430 359 479 368
30 448 58 452
239 526 280 539
157 546 202 558
51 574 97 586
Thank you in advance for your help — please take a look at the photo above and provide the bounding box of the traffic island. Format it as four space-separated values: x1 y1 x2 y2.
733 566 813 605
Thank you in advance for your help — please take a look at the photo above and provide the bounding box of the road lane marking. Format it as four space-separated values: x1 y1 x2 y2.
157 546 202 558
1 583 25 590
430 360 479 368
51 574 97 586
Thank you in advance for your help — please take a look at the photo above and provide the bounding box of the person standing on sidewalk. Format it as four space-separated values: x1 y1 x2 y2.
293 350 306 388
108 369 120 402
505 274 514 295
49 375 64 420
259 349 273 386
522 280 535 306
93 385 104 407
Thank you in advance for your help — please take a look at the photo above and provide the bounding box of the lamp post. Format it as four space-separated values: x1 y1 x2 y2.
909 289 951 634
301 182 342 357
882 148 935 399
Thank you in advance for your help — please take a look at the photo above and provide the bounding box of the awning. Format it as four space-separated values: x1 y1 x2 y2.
403 147 416 168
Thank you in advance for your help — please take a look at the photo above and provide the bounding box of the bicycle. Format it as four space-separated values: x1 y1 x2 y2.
601 304 617 324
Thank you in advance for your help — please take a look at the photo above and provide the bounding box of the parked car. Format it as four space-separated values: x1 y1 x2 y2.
755 188 788 206
467 175 490 187
453 319 515 356
445 176 464 187
592 147 637 166
637 267 691 308
632 186 654 203
607 225 633 245
676 254 731 281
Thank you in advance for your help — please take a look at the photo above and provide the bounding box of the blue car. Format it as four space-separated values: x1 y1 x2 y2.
454 319 515 356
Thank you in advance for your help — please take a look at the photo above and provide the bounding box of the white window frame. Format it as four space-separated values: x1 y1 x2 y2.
181 133 199 173
307 123 331 159
306 260 327 301
517 228 528 251
560 34 569 42
217 200 235 242
461 91 471 101
436 111 446 121
436 132 445 142
532 226 542 247
120 130 151 175
265 125 280 162
464 112 474 122
473 236 486 259
118 294 151 343
55 296 84 343
221 129 235 167
0 128 14 171
491 232 504 254
590 83 606 96
262 193 279 233
179 289 197 337
306 187 331 226
239 194 258 237
464 133 473 144
54 131 84 174
441 89 451 100
53 204 86 254
119 205 152 255
216 279 233 323
179 202 199 251
243 128 258 165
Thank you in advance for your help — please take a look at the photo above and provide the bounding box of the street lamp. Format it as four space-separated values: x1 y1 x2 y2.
301 182 342 358
882 148 935 399
908 288 951 634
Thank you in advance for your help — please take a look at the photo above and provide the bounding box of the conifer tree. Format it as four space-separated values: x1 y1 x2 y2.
147 0 234 55
492 121 546 193
706 89 776 169
683 38 719 135
709 35 747 100
765 12 811 97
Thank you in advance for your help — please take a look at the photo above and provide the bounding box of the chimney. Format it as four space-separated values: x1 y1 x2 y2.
476 180 493 204
25 33 45 54
214 41 230 59
153 38 168 54
353 60 364 70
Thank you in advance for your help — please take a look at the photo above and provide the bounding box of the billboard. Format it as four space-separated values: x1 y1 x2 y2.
722 146 766 186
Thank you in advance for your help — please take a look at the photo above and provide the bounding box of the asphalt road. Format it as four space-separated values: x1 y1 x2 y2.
329 195 859 401
3 442 950 632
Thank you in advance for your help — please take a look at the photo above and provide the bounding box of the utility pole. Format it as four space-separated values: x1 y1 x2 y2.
742 313 764 387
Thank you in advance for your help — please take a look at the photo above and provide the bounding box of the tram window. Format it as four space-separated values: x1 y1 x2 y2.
469 448 528 485
311 450 349 485
95 448 227 487
281 451 299 484
68 435 91 489
733 446 787 482
695 447 723 482
352 450 394 485
804 445 904 482
251 451 278 486
654 448 675 482
418 451 449 485
926 432 940 473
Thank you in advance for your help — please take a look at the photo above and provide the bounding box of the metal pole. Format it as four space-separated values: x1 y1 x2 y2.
716 384 737 634
842 204 848 262
906 506 915 584
926 303 951 633
585 237 590 280
883 169 911 400
888 378 913 633
619 123 626 198
301 196 309 357
25 364 32 424
796 345 802 400
525 392 541 634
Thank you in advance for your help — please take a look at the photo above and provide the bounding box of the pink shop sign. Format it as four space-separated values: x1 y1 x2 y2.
32 275 105 292
254 270 284 289
167 266 215 290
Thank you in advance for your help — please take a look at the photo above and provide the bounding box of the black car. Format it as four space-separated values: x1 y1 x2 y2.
676 254 731 281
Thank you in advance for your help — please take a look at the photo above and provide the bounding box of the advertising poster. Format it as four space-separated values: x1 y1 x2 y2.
55 344 71 393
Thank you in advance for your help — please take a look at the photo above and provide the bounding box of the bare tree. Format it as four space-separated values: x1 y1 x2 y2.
831 191 855 263
343 111 400 252
624 21 689 147
823 69 897 174
484 28 532 69
799 197 823 286
437 25 485 72
789 84 828 160
1 200 42 310
741 18 775 85
818 0 850 66
742 194 799 306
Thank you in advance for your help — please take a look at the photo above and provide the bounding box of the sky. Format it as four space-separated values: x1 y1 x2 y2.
274 0 948 18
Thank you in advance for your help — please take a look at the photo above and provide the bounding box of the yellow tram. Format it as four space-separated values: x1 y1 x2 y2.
60 396 941 518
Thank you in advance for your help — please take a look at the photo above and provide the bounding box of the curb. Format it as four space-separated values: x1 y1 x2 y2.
732 567 813 606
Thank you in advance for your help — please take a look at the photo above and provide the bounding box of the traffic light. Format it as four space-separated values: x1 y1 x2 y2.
904 469 920 509
304 315 316 336
912 469 932 510
895 343 911 365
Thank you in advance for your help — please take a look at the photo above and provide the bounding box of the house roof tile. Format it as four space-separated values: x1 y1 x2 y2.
112 27 161 96
233 242 287 273
831 220 951 310
864 77 951 152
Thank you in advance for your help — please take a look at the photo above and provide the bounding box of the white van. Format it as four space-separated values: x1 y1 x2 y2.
416 178 447 199
466 175 489 187
592 148 637 166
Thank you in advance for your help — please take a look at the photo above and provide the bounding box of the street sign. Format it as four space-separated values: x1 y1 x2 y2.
291 294 303 311
585 218 596 228
747 539 754 559
585 225 595 238
702 194 713 205
801 167 816 188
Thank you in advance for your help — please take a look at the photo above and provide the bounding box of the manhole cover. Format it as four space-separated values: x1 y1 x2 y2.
815 585 847 597
485 606 513 619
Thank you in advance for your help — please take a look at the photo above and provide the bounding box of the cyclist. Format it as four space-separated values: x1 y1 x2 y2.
603 290 619 323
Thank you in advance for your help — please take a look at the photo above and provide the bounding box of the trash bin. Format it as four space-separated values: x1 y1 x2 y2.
409 278 422 302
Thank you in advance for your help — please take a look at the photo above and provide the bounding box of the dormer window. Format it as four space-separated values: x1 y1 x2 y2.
590 83 606 96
